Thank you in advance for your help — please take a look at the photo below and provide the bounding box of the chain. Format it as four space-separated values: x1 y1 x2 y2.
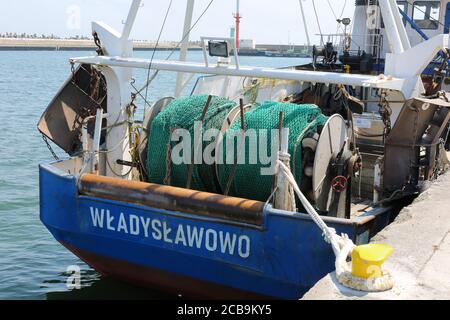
93 32 104 56
163 127 180 186
71 62 83 132
42 134 60 161
445 121 450 147
426 49 450 95
410 103 420 183
437 90 449 102
163 130 173 186
379 90 392 138
71 64 105 136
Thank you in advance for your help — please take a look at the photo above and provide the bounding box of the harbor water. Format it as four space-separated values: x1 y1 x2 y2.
0 50 310 299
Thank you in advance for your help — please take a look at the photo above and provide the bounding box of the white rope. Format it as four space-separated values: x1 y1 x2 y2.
277 151 296 210
276 158 394 292
277 158 344 256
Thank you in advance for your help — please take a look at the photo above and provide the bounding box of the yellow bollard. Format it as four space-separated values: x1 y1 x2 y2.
344 64 351 74
351 244 393 279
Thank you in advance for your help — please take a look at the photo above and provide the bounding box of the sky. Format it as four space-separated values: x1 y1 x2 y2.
0 0 355 45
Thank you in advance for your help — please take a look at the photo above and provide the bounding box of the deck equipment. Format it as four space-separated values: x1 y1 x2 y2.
278 158 394 292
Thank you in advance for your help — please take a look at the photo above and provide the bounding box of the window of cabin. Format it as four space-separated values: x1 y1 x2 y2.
381 1 408 28
397 1 408 26
413 1 441 30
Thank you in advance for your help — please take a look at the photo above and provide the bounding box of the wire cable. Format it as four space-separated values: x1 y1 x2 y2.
339 0 347 20
327 0 338 20
312 0 324 45
136 0 216 106
143 0 174 114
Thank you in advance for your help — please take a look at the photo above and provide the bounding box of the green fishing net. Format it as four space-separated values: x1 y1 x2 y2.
217 101 327 201
146 95 236 192
146 95 327 202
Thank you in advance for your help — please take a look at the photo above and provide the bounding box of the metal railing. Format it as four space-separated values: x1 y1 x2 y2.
317 33 385 61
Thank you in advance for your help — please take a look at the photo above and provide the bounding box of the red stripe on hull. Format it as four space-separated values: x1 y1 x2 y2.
61 242 271 300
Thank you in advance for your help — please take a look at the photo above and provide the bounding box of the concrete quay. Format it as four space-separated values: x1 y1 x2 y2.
302 170 450 300
0 38 200 51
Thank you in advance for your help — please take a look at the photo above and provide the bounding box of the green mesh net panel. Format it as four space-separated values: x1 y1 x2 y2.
146 96 327 202
146 95 236 192
217 101 327 202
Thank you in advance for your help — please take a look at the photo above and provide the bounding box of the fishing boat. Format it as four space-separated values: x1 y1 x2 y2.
38 0 450 299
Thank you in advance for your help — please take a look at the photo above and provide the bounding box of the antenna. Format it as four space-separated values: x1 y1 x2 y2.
233 0 242 50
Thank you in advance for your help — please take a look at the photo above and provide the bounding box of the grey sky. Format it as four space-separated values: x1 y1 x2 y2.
0 0 354 44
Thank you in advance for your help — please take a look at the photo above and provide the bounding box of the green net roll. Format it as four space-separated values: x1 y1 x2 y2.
146 95 328 202
217 101 328 202
146 95 236 192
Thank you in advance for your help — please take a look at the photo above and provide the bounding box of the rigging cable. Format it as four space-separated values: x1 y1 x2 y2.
312 0 324 45
163 0 215 61
328 0 349 43
136 0 216 107
143 0 174 115
336 0 348 35
339 0 347 20
135 0 216 179
327 0 338 20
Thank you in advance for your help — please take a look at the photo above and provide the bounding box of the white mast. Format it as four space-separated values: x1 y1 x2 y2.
378 0 407 54
175 0 195 97
298 0 311 47
90 0 141 178
386 0 411 50
121 0 142 43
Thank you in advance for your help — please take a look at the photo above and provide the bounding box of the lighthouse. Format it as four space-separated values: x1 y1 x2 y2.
233 0 242 50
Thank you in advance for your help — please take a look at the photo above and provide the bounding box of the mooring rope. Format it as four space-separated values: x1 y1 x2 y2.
277 157 394 292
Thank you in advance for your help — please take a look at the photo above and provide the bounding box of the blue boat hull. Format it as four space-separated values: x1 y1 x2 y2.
39 163 394 299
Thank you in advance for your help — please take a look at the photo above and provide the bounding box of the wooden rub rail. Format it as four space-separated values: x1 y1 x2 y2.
79 174 265 226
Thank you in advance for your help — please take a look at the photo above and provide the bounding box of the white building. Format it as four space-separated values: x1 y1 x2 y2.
239 39 255 49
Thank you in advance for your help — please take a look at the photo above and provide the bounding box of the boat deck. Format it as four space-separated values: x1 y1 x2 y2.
351 200 373 218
